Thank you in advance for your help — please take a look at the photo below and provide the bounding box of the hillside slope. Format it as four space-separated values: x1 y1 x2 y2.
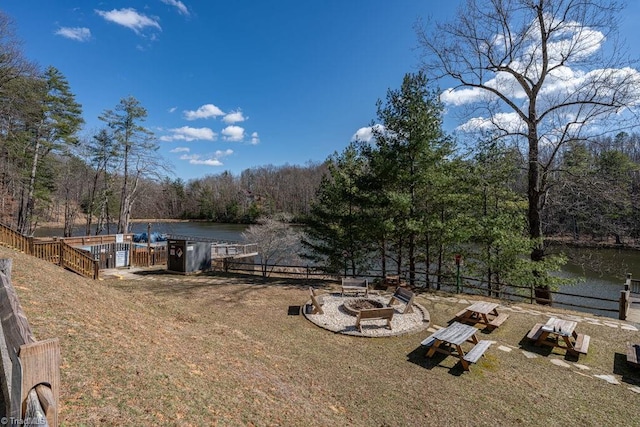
2 246 639 426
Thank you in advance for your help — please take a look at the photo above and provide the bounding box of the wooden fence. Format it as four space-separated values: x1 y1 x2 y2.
131 245 168 267
0 259 59 426
0 223 99 280
223 261 635 319
0 224 31 254
60 234 134 246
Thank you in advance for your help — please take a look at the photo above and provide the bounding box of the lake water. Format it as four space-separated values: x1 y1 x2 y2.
35 222 637 318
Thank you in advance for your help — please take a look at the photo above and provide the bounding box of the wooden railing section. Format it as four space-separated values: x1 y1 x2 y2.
32 240 60 265
211 243 258 258
60 234 134 246
131 246 168 267
60 244 99 279
0 224 31 254
0 259 59 426
628 274 640 295
0 223 99 280
621 273 640 320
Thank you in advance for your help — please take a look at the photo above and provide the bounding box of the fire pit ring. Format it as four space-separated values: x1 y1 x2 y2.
342 298 385 316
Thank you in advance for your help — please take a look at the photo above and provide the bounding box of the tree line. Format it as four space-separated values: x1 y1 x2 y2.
2 2 640 291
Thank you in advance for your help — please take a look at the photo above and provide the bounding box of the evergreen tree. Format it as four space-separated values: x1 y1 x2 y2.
99 96 164 233
302 144 373 276
366 72 454 287
18 66 83 234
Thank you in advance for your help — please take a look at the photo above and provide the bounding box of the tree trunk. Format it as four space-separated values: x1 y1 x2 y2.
528 128 551 305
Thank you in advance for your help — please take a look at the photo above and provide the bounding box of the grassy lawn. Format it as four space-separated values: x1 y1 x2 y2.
2 246 639 426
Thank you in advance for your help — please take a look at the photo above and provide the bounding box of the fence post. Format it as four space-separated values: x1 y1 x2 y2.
454 255 462 294
620 289 630 320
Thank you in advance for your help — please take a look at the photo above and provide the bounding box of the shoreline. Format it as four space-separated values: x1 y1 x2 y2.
37 218 192 228
546 237 640 251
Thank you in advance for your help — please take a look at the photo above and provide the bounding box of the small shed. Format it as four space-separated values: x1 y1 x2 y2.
167 239 212 274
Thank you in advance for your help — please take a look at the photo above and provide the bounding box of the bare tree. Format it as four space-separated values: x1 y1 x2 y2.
241 214 302 277
417 0 640 265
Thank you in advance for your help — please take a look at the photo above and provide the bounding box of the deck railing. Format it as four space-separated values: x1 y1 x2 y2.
0 224 31 254
0 223 99 280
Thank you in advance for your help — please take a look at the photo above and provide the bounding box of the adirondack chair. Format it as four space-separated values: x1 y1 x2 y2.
308 287 325 314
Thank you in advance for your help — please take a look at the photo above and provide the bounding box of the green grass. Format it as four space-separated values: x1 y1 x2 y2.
3 246 639 426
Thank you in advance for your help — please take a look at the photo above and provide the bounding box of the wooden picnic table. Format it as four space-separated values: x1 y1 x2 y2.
455 301 509 329
527 317 590 357
421 322 491 371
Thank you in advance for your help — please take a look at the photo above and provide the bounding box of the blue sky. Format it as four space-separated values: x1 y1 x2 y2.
1 1 461 180
3 1 640 181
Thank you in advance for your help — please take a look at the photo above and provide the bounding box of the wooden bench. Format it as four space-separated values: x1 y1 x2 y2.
527 323 544 341
355 307 394 332
388 287 415 314
463 340 492 364
627 342 640 368
487 313 509 329
420 326 448 347
573 333 590 354
308 287 325 315
341 278 369 297
455 308 468 319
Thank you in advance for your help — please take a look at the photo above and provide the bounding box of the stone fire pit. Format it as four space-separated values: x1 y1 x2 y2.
304 293 430 337
342 298 385 316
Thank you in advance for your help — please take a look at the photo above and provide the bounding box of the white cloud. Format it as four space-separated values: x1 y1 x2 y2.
352 124 385 143
179 149 233 166
168 106 177 113
184 104 225 120
222 125 245 142
440 87 489 107
95 8 161 33
161 126 217 142
456 112 524 133
215 149 234 157
55 27 91 42
160 0 190 16
170 147 190 153
250 132 260 145
222 110 247 124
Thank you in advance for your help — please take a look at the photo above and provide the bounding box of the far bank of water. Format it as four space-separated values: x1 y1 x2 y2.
35 222 636 319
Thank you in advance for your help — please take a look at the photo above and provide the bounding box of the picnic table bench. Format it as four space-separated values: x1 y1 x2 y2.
388 287 415 314
527 317 590 357
627 342 640 368
355 307 394 332
455 301 509 330
341 278 369 297
421 322 490 371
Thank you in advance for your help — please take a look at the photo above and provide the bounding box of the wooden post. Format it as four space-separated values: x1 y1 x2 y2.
620 289 629 320
20 339 60 426
0 259 58 426
625 273 631 291
147 223 151 267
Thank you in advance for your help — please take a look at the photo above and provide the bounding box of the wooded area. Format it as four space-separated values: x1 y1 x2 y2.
1 2 640 292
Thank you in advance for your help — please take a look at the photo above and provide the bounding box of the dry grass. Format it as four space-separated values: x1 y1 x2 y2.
2 245 639 426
